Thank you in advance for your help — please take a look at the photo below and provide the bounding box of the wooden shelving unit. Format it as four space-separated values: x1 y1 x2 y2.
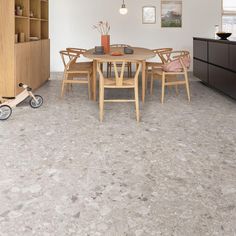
0 0 50 97
41 0 48 20
13 0 49 43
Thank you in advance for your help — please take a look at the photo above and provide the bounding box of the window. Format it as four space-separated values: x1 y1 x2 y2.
222 0 236 38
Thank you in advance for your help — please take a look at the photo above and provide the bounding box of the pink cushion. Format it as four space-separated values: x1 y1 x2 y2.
162 56 191 72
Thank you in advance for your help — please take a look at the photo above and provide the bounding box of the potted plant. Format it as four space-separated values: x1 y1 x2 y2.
93 21 111 54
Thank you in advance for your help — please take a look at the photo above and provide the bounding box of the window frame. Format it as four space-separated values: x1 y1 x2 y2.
222 0 236 27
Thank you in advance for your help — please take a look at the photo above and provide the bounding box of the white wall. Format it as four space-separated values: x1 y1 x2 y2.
50 0 222 72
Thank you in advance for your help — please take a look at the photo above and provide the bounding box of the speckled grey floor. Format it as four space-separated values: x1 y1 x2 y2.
0 73 236 236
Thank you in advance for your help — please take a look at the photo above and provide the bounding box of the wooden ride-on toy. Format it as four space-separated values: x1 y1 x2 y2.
0 83 43 121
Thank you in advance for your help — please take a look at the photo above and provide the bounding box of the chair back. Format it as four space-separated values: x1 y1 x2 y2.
59 50 80 71
160 51 191 72
97 59 141 86
66 48 87 55
152 48 173 63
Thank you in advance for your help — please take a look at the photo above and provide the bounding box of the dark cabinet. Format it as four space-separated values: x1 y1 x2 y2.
209 65 230 94
193 59 208 83
193 40 208 61
229 45 236 72
209 42 229 68
228 71 236 99
209 65 236 99
193 37 236 99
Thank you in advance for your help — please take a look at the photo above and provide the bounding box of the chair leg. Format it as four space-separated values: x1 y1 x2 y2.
161 73 166 104
66 83 70 92
99 82 104 122
127 64 130 77
68 76 73 92
134 83 140 122
110 63 112 77
61 73 68 98
70 76 74 91
101 63 103 73
88 73 91 100
61 81 65 98
174 75 178 95
175 84 179 95
150 72 154 95
185 72 191 102
130 63 132 77
106 63 109 78
145 70 148 91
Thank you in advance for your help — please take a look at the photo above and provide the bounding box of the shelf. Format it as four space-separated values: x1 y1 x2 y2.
15 40 46 45
15 15 29 19
30 17 41 21
15 41 31 45
15 42 27 44
15 16 48 21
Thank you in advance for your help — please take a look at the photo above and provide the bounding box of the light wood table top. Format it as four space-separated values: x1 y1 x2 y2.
83 47 156 61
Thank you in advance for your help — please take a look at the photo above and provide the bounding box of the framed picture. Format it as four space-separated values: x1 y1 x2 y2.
142 6 156 24
161 1 182 27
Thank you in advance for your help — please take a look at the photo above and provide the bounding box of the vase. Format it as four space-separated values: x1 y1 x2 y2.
101 35 110 54
16 6 23 16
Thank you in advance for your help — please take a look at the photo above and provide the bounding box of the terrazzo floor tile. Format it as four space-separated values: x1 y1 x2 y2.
0 74 236 236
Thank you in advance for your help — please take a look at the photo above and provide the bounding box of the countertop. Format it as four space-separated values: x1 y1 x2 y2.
193 37 236 45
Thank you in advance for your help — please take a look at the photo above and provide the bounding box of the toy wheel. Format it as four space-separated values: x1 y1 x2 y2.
30 95 43 109
0 105 12 120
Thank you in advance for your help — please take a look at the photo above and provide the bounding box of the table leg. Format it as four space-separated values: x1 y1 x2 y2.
92 60 97 101
142 61 146 103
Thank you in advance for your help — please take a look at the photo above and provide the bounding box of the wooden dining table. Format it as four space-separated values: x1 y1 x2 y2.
83 47 156 103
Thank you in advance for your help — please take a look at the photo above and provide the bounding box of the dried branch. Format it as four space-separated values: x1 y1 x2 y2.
93 21 110 35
